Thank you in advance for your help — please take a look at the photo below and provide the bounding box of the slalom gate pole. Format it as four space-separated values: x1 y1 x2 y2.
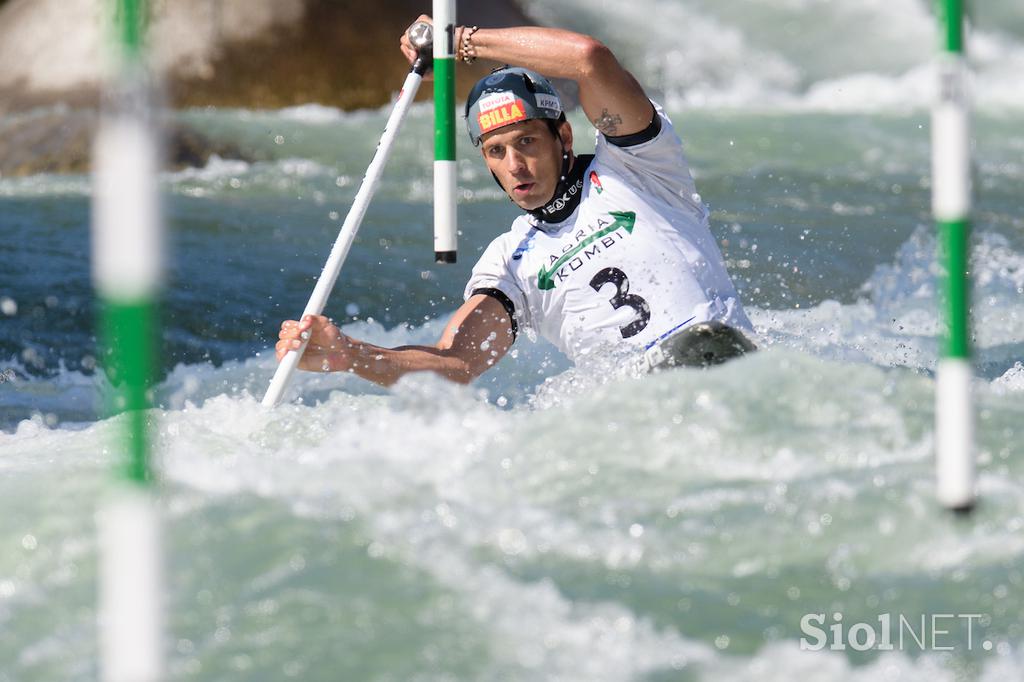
932 0 975 512
92 1 165 680
433 0 458 263
262 24 435 408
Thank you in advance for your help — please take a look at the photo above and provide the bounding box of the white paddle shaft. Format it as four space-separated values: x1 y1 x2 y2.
262 70 425 407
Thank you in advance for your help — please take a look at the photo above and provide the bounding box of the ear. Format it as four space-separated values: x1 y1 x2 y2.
557 120 573 153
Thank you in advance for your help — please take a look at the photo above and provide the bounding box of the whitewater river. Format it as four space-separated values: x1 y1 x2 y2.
1 0 1022 679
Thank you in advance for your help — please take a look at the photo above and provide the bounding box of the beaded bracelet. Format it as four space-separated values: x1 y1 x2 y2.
460 26 479 64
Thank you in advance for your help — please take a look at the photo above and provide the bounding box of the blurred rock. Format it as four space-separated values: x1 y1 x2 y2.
0 0 537 175
0 109 251 176
0 0 536 113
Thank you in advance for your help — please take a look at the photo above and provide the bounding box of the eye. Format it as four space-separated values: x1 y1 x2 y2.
486 145 504 159
518 136 535 146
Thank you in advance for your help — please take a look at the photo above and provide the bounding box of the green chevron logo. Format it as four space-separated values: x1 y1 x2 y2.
537 211 636 290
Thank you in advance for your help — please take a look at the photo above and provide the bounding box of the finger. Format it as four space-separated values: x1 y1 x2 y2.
280 319 307 336
305 314 332 328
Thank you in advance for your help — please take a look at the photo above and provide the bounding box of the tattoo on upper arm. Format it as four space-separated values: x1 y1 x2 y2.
593 109 624 136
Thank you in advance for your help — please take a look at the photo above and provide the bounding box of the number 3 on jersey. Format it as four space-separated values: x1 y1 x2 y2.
589 267 650 338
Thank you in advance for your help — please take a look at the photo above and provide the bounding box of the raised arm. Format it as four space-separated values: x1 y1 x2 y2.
276 294 514 387
399 17 654 137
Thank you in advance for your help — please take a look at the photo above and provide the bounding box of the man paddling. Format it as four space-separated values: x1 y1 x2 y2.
276 18 753 386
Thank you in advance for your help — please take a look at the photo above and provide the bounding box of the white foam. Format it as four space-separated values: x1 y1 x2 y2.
276 103 346 124
275 157 328 177
522 0 1024 112
0 358 101 434
799 64 934 113
164 155 334 196
3 311 1022 678
0 173 91 197
164 155 251 183
702 640 975 681
131 343 1023 678
992 362 1024 393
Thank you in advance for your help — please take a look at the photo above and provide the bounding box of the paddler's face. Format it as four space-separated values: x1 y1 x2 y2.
480 119 573 211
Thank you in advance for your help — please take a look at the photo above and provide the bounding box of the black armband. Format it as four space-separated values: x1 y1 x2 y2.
605 106 662 148
472 287 518 341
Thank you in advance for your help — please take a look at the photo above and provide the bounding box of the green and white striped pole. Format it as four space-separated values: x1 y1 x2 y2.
932 0 975 512
433 0 458 263
92 0 165 679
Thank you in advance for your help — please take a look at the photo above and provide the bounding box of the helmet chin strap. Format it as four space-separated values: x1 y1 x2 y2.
528 134 591 226
542 132 574 209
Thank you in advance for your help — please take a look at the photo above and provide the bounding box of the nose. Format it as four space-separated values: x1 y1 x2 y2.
504 147 527 175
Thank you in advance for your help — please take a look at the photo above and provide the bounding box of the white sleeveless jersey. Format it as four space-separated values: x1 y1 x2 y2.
464 103 752 363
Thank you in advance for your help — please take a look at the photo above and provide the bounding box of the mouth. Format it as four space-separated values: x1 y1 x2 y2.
512 182 535 197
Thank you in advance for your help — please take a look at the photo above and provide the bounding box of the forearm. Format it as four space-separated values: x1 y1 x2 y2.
461 25 651 135
334 341 475 387
297 295 513 387
465 26 612 83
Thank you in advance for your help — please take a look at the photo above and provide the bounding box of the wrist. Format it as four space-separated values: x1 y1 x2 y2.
326 335 358 373
458 25 480 64
324 349 349 373
346 339 389 374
